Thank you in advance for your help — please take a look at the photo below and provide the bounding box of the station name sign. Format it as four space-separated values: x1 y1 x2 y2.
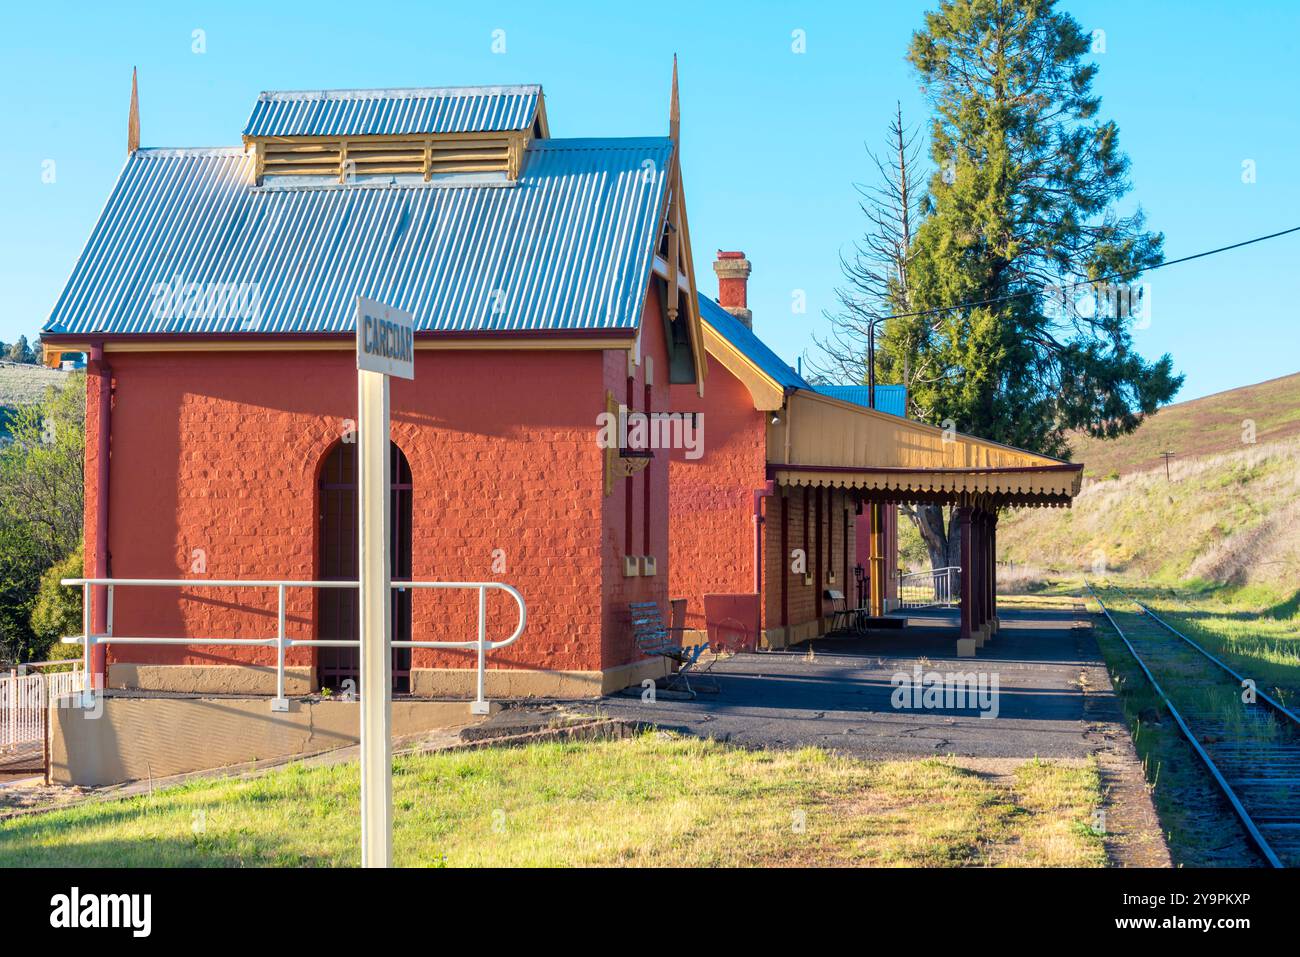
356 296 415 380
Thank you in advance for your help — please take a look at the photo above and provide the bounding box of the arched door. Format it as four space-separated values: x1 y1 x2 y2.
318 441 413 693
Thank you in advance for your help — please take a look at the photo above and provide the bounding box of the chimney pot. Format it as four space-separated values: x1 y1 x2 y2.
713 250 752 328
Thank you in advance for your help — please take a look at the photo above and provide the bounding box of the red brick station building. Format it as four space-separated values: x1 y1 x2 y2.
41 78 1081 699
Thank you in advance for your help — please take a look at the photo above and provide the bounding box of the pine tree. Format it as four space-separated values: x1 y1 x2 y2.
898 0 1182 567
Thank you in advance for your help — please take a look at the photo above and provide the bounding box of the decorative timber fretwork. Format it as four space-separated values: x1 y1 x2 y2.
649 55 707 394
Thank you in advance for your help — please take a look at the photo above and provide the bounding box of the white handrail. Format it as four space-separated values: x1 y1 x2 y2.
898 566 961 609
60 577 527 712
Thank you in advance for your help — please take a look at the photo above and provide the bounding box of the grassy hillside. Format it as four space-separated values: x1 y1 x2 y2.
897 371 1300 594
998 435 1300 590
1071 371 1300 480
994 371 1300 591
0 360 71 441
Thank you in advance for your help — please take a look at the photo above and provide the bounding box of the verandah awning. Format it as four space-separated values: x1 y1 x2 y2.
766 392 1082 507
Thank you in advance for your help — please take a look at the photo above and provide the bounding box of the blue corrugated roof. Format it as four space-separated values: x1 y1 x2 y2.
698 299 909 415
45 137 673 337
698 295 811 391
243 85 542 138
816 384 908 418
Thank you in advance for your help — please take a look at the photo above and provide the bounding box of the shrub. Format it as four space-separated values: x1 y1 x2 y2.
30 545 83 660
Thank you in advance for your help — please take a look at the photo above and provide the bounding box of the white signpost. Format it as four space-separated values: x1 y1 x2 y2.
355 295 414 869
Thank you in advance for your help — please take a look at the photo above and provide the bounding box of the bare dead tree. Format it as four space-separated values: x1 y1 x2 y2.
805 102 925 390
805 106 957 571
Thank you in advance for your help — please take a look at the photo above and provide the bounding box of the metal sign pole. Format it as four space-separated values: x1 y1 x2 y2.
358 366 392 869
355 294 414 869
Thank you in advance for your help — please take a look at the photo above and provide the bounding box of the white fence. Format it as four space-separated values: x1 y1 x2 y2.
0 667 84 764
898 566 961 609
60 577 526 712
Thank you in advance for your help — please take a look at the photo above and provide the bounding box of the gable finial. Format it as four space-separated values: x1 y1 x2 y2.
669 54 679 144
127 67 140 154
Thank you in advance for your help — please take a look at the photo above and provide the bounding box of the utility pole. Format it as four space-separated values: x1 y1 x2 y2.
865 331 884 617
1159 450 1175 481
867 318 877 410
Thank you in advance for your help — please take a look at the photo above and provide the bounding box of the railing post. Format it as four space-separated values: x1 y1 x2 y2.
272 584 289 712
471 585 489 715
8 669 15 748
81 582 95 705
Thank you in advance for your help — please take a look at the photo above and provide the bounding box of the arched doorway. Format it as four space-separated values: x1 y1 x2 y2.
317 440 413 693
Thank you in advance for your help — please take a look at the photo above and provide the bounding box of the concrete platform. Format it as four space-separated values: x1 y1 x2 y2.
50 693 487 786
601 604 1112 760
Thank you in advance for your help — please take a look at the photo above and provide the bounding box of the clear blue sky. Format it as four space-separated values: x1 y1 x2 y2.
1 0 1295 401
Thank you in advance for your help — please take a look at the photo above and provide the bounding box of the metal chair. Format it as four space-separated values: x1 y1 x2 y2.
630 600 708 696
824 589 854 633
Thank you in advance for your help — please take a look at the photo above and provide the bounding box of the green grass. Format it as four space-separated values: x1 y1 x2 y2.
1111 580 1300 707
1001 582 1289 865
992 436 1300 592
1082 593 1255 865
0 734 1105 868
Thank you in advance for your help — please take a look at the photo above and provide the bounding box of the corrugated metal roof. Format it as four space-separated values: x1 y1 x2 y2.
816 384 908 418
45 137 673 337
699 297 910 416
243 85 542 138
699 295 811 391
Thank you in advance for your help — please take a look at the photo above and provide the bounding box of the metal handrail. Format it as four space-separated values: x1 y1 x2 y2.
897 565 961 609
60 577 527 712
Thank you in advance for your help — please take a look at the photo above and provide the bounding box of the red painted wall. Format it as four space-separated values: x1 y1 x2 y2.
600 284 673 670
762 486 856 629
668 352 767 633
667 352 890 641
89 282 680 685
93 345 612 679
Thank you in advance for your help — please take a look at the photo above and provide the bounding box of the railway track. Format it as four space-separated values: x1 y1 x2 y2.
1086 580 1300 868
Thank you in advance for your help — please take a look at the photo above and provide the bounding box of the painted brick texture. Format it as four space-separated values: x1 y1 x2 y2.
93 345 614 679
601 285 673 670
764 486 856 630
668 352 767 632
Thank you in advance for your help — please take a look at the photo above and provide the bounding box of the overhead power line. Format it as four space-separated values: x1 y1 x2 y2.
878 225 1300 322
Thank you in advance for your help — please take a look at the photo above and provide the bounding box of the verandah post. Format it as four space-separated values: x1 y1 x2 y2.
989 511 998 634
976 510 987 637
983 510 992 635
958 505 973 647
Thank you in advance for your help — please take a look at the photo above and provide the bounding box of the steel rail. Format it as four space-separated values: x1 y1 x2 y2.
1084 579 1284 868
1106 583 1300 729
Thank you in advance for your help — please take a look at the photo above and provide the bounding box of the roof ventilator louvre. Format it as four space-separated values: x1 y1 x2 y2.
252 132 526 184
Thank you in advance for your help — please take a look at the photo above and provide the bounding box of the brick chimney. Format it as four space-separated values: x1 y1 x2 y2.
713 250 752 328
